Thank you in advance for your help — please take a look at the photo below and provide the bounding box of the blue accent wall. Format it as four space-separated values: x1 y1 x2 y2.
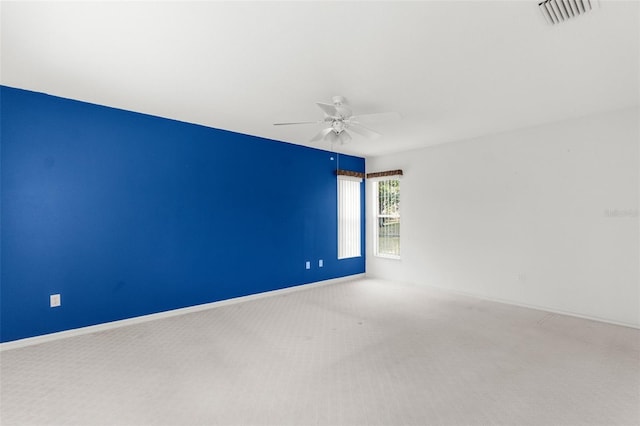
0 86 365 343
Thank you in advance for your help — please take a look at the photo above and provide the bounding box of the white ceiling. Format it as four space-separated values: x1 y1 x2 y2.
2 1 638 157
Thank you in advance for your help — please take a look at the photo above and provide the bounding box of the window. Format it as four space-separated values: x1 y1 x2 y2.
337 175 362 259
374 178 400 258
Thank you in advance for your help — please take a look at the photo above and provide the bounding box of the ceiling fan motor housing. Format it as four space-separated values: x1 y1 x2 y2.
331 95 352 119
332 95 346 105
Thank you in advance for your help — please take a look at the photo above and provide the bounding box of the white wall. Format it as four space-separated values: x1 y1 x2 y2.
366 107 639 327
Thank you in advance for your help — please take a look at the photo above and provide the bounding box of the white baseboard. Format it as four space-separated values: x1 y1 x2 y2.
0 274 365 352
381 277 640 330
461 292 640 330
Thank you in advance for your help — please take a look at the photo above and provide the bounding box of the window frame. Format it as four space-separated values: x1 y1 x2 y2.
372 177 401 259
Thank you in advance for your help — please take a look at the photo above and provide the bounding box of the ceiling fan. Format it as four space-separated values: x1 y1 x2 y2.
274 96 400 144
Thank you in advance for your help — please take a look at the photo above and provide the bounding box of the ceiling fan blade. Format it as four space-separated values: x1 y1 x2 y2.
338 131 352 144
310 127 334 142
316 102 338 117
273 120 322 126
348 123 381 139
351 111 401 124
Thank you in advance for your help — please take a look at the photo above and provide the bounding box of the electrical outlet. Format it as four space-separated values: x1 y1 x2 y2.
50 294 61 308
305 261 311 270
319 259 323 267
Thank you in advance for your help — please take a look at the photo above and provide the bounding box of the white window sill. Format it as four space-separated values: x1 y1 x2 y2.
374 254 401 260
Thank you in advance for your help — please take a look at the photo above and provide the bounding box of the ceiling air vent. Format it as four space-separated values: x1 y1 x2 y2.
539 0 598 25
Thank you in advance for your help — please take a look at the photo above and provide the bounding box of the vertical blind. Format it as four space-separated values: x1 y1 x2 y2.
337 176 362 259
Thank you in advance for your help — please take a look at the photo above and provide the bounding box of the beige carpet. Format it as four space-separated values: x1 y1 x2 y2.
1 278 639 425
